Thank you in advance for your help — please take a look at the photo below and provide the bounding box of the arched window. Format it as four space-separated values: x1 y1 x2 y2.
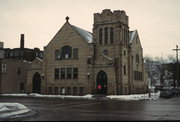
61 46 72 59
104 27 108 44
136 54 139 64
99 28 103 45
110 27 114 44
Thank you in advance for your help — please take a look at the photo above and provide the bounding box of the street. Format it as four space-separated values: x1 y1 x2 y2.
0 96 180 121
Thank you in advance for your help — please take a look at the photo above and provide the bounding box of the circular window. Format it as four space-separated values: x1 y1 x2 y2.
103 50 108 56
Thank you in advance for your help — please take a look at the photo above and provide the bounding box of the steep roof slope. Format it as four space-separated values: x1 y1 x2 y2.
71 25 92 43
129 30 142 49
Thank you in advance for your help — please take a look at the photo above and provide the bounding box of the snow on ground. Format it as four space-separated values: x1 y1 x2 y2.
0 91 160 100
0 103 30 118
1 93 94 99
107 91 160 100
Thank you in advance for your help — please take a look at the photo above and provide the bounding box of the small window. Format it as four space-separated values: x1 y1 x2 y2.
48 87 53 94
55 50 60 60
54 68 59 79
67 87 71 95
103 50 108 56
10 52 13 57
73 87 78 95
124 65 126 75
73 68 78 79
60 87 65 95
67 68 72 79
54 87 58 95
124 51 126 56
1 63 6 72
20 83 24 91
17 67 21 74
20 52 23 56
61 68 65 79
87 58 91 65
14 52 19 56
73 49 78 59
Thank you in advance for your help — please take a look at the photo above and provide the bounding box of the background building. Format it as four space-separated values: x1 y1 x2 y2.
0 59 29 94
0 34 43 94
4 34 43 62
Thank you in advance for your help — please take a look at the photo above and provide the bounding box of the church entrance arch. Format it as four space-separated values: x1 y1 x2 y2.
96 71 107 95
32 72 41 93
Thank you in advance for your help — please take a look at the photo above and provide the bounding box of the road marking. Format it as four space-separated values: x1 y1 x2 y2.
59 102 101 108
79 113 121 117
52 102 85 107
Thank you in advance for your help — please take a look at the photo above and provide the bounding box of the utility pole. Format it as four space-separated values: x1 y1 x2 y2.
172 45 180 88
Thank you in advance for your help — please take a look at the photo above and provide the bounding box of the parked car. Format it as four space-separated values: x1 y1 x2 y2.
171 88 178 96
160 87 173 98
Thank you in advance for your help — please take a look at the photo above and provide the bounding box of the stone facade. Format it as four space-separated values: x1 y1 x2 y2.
26 9 147 95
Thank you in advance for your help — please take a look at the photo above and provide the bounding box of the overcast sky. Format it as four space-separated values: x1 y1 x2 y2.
0 0 179 59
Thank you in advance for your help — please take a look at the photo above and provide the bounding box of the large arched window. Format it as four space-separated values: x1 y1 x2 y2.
99 28 103 45
61 46 72 59
110 27 114 44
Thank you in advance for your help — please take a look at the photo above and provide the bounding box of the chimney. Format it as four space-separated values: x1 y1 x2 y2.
20 34 24 49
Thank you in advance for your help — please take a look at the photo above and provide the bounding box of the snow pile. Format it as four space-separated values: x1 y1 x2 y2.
0 103 30 118
0 106 9 112
1 93 94 99
1 94 28 97
28 93 94 99
107 91 160 100
1 91 160 101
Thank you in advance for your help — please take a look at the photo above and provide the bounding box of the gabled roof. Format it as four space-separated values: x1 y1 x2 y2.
71 25 93 43
30 57 43 64
129 30 137 44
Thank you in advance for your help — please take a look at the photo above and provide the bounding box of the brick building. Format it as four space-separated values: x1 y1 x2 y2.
0 34 43 94
26 9 147 95
0 59 29 94
4 34 43 62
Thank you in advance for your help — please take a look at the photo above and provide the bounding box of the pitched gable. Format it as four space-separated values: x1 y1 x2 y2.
129 30 142 49
46 21 92 49
29 57 43 69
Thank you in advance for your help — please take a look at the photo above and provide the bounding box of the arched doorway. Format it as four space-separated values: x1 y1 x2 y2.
32 72 41 93
96 71 107 95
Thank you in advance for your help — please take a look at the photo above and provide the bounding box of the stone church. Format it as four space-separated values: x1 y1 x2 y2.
26 9 147 95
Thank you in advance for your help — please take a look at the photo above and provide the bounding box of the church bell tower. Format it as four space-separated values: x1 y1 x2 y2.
92 9 130 95
93 9 129 60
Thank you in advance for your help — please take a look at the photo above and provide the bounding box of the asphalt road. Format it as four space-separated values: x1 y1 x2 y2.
0 96 180 121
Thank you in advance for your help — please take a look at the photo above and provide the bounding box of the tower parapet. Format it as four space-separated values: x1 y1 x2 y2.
94 9 129 27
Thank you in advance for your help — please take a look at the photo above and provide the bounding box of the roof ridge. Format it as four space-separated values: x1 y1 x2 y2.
72 25 92 34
